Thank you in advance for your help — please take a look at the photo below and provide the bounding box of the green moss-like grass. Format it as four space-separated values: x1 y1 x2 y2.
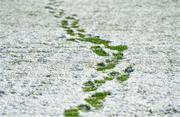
113 52 123 60
75 37 110 46
66 29 75 36
85 92 110 109
77 33 85 38
104 76 113 81
61 20 68 28
106 45 128 52
82 80 106 92
66 16 75 20
77 29 85 32
96 62 116 71
116 74 129 82
82 81 97 92
71 20 79 28
67 38 76 41
64 108 79 117
85 37 109 46
90 46 108 56
82 86 97 92
93 79 106 86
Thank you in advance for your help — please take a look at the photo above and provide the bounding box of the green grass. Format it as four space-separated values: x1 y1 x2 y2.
61 20 68 28
82 81 97 92
82 80 106 92
94 79 106 86
66 16 75 20
106 45 128 52
113 52 123 60
66 29 75 36
84 37 109 46
104 76 113 81
85 92 110 109
64 108 79 117
75 36 109 46
96 62 116 71
77 104 91 111
90 46 108 56
104 71 120 81
77 29 85 32
116 74 129 82
71 20 79 28
67 38 76 41
77 33 85 38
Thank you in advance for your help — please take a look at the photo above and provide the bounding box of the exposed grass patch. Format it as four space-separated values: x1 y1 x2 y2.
113 52 123 60
66 16 75 20
85 37 109 46
96 62 116 71
77 33 85 38
77 29 85 32
85 92 110 109
116 74 129 82
94 79 106 86
82 81 97 92
106 45 128 52
66 29 75 36
64 108 79 117
67 38 76 41
71 20 79 28
90 46 109 56
82 80 106 92
104 71 120 81
61 20 68 28
75 37 109 46
104 76 113 81
77 104 91 111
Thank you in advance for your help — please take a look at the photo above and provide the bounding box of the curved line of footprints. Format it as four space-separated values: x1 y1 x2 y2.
45 1 134 116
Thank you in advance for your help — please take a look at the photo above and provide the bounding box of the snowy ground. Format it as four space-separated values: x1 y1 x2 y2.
0 0 180 117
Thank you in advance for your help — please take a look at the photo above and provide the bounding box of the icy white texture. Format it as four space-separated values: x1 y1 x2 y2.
0 0 180 117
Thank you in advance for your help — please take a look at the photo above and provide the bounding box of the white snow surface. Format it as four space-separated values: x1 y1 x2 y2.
0 0 180 117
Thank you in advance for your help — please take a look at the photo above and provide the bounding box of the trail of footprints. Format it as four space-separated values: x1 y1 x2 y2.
45 1 134 116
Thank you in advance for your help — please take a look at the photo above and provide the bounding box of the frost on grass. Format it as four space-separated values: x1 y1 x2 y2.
54 11 132 116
